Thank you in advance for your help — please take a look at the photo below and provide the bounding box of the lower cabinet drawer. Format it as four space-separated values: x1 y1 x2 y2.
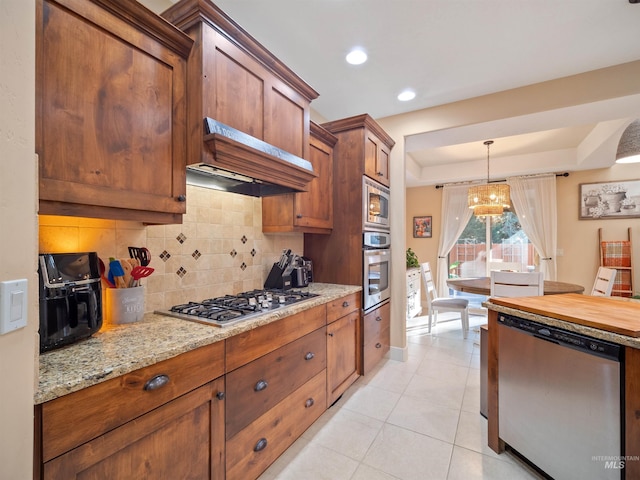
40 341 225 462
225 370 327 480
225 327 327 439
362 302 390 374
362 325 390 374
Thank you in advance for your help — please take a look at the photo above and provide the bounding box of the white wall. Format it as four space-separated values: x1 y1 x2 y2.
0 1 37 478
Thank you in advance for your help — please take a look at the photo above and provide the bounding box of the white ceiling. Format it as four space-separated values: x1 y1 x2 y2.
141 0 640 186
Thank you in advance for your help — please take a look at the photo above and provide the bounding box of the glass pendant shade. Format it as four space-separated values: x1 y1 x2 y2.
468 140 511 217
616 119 640 164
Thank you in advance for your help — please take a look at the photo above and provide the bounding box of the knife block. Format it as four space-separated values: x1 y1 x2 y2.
264 263 292 290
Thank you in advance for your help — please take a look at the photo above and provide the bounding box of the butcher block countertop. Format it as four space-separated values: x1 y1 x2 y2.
36 283 361 404
486 293 640 347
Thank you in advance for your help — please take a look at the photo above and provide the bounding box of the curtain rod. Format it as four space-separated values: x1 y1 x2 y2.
434 172 569 189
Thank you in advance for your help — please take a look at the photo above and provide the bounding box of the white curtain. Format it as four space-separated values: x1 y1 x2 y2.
437 184 474 296
507 174 558 280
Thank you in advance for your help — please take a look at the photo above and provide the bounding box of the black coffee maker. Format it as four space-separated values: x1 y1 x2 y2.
38 252 103 352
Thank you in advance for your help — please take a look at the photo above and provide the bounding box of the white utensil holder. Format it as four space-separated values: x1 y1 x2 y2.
105 286 145 324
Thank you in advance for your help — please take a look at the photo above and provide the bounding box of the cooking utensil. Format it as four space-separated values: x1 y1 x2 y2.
108 258 127 288
119 258 133 288
98 257 115 288
130 265 154 287
128 247 151 267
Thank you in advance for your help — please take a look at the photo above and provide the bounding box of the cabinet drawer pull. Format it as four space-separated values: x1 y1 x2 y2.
327 332 334 337
254 438 268 452
342 301 349 308
177 194 186 202
254 380 268 392
376 316 382 322
304 352 315 361
375 342 382 349
305 398 315 408
296 214 303 218
143 374 170 391
216 391 225 400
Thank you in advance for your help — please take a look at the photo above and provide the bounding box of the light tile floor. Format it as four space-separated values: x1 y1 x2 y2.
258 312 545 480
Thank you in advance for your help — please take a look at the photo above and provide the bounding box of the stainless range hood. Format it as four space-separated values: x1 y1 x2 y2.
186 118 317 197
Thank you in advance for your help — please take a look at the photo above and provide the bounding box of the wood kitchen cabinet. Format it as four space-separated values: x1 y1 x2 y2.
262 121 337 233
326 293 361 405
364 129 392 187
34 342 225 480
362 301 391 375
161 0 318 170
36 0 193 224
224 305 327 479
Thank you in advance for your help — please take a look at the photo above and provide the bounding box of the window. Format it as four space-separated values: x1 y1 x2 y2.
450 211 533 279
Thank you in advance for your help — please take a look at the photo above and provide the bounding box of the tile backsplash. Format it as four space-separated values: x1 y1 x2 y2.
39 185 303 312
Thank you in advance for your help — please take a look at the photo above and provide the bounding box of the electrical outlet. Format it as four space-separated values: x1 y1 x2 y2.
0 279 28 334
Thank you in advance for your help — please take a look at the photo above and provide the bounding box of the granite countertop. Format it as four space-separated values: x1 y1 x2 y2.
485 295 640 350
36 283 361 404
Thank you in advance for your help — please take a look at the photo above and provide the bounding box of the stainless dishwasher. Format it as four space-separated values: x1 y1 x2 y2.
498 313 623 480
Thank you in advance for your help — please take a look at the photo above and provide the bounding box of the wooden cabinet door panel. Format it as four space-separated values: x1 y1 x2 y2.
264 81 307 158
293 132 333 229
364 131 389 186
207 30 265 138
37 0 189 219
327 310 360 404
225 371 326 480
44 379 224 480
226 326 327 439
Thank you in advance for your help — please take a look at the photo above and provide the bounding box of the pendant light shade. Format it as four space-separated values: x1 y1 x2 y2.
616 119 640 164
468 140 511 217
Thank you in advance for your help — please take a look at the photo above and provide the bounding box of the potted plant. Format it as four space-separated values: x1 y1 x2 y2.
406 248 419 269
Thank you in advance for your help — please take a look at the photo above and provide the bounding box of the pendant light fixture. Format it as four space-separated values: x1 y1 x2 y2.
467 140 511 217
615 119 640 164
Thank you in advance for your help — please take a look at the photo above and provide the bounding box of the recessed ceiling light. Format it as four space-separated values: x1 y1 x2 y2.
397 90 416 101
346 48 367 65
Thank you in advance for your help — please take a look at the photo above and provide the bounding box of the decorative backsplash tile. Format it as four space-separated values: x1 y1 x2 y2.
39 185 304 314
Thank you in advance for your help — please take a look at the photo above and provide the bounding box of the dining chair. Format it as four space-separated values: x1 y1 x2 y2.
420 262 469 338
490 271 544 298
591 266 617 296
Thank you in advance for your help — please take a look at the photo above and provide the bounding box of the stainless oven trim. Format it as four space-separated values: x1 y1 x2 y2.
363 247 391 311
363 176 390 232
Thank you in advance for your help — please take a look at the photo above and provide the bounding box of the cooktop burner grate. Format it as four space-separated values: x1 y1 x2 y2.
156 289 319 327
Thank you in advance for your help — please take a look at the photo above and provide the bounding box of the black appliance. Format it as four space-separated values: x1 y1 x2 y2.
155 289 318 327
38 252 103 353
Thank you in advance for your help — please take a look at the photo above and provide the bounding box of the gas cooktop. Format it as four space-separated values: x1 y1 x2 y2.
155 289 319 327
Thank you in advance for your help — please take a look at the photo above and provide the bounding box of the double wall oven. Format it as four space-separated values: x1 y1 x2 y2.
363 176 391 312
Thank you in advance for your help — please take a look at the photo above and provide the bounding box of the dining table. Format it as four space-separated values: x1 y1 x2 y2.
447 277 585 296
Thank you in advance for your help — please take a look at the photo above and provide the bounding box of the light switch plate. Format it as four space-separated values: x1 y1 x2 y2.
0 279 28 334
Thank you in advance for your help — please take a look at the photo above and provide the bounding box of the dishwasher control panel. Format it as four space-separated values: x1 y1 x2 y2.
498 313 622 362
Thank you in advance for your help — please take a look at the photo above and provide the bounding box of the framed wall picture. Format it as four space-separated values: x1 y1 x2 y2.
579 179 640 219
413 216 432 238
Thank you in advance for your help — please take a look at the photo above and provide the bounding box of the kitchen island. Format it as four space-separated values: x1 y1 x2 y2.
485 294 640 479
34 283 362 480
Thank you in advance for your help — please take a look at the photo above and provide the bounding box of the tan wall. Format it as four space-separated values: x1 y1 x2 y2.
0 2 37 478
39 186 304 318
405 162 640 297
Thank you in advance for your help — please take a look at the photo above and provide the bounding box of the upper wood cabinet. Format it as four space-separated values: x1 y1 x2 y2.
262 121 337 233
323 114 395 188
36 0 193 224
365 129 392 187
161 0 319 168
